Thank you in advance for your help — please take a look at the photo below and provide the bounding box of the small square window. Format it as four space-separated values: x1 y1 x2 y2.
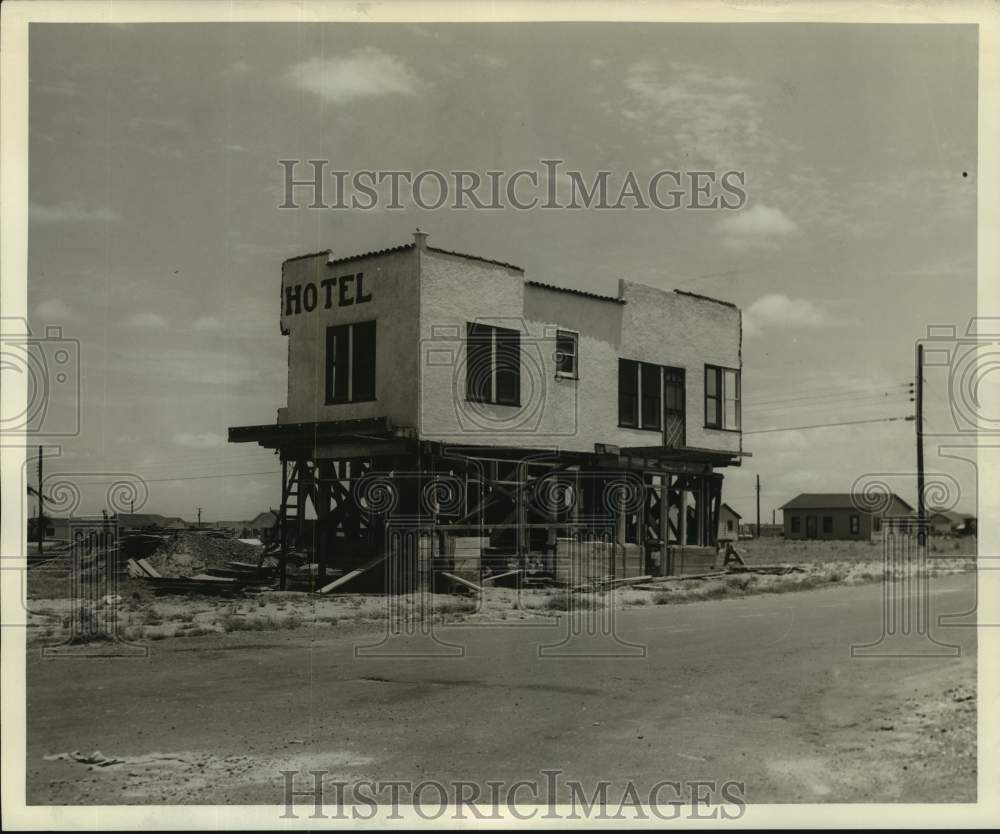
555 330 578 378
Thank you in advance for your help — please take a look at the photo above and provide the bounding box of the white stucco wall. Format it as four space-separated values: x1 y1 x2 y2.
275 239 742 458
279 247 420 427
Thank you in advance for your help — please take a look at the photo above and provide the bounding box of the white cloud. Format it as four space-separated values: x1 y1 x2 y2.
743 294 838 337
172 432 226 449
125 312 168 329
34 298 72 321
717 204 798 249
193 316 222 331
30 202 121 224
285 48 422 103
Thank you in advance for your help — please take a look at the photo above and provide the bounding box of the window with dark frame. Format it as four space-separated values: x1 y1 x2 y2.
791 515 801 533
325 320 376 404
705 365 741 430
619 359 683 431
850 515 860 535
822 516 833 534
466 322 521 406
555 330 578 378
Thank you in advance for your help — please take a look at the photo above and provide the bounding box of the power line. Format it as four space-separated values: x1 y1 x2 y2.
46 469 281 485
744 383 910 408
744 415 913 436
744 392 911 416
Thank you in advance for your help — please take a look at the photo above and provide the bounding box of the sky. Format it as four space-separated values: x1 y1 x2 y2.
24 22 978 521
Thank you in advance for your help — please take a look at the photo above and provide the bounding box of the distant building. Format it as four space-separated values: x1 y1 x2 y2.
780 493 914 541
927 509 976 536
717 503 742 541
115 513 169 531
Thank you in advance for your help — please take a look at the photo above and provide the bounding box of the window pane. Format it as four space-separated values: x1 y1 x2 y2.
466 322 492 402
351 321 376 401
641 363 661 429
725 397 738 429
705 395 720 428
705 366 718 396
326 325 349 403
495 326 520 405
663 374 683 412
619 360 638 426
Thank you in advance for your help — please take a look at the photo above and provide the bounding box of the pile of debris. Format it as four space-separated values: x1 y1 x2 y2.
145 532 265 578
127 554 276 596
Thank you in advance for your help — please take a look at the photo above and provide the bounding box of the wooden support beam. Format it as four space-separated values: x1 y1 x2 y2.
317 554 387 594
439 571 483 593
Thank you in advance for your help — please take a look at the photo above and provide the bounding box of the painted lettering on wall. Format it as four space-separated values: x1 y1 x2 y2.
284 272 372 316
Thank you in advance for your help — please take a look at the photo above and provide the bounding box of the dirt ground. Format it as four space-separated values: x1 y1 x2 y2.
23 573 978 806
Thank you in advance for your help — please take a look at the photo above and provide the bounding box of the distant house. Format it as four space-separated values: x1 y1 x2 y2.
717 503 742 542
250 511 278 535
27 515 70 542
115 513 169 531
927 509 975 536
161 517 189 530
780 493 914 541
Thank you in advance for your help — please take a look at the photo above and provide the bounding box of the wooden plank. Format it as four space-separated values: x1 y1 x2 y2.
317 554 386 594
481 569 520 585
439 571 483 593
136 558 161 578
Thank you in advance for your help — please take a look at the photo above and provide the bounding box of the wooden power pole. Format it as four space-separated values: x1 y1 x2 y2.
755 474 761 538
37 445 44 555
916 344 926 533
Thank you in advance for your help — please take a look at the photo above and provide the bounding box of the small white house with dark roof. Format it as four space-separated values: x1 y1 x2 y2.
780 493 914 541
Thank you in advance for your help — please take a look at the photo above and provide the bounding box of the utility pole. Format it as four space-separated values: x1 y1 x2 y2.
916 344 926 536
197 507 203 528
772 508 776 525
130 499 134 515
37 445 44 555
755 474 761 539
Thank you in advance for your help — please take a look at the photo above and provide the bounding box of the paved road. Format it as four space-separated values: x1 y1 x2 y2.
26 574 977 805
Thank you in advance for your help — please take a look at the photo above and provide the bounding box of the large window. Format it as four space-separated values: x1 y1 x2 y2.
822 516 833 534
705 365 741 430
620 359 685 431
790 515 801 533
326 320 376 404
466 322 521 406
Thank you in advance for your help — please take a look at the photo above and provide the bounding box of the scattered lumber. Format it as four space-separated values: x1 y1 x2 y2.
439 571 483 593
726 564 804 575
142 575 240 596
572 574 654 592
317 554 386 594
